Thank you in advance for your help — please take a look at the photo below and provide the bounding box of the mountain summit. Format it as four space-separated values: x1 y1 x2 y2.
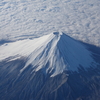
0 32 96 77
20 32 96 77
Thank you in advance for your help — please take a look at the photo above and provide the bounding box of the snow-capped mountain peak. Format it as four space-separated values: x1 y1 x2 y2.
18 32 96 76
0 32 96 77
0 32 100 100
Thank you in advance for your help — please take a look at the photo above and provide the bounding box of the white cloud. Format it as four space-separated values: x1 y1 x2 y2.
0 0 100 46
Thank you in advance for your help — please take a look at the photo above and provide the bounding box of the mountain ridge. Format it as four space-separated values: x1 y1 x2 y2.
20 32 96 76
0 32 97 77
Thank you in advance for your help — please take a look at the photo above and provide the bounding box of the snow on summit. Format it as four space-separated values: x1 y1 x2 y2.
0 32 96 76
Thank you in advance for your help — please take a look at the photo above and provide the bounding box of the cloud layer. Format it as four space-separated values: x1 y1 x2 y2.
0 0 100 46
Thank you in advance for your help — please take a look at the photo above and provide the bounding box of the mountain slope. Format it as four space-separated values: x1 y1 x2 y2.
0 32 100 100
0 32 96 76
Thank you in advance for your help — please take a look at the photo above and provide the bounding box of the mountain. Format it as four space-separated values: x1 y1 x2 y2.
0 32 100 100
